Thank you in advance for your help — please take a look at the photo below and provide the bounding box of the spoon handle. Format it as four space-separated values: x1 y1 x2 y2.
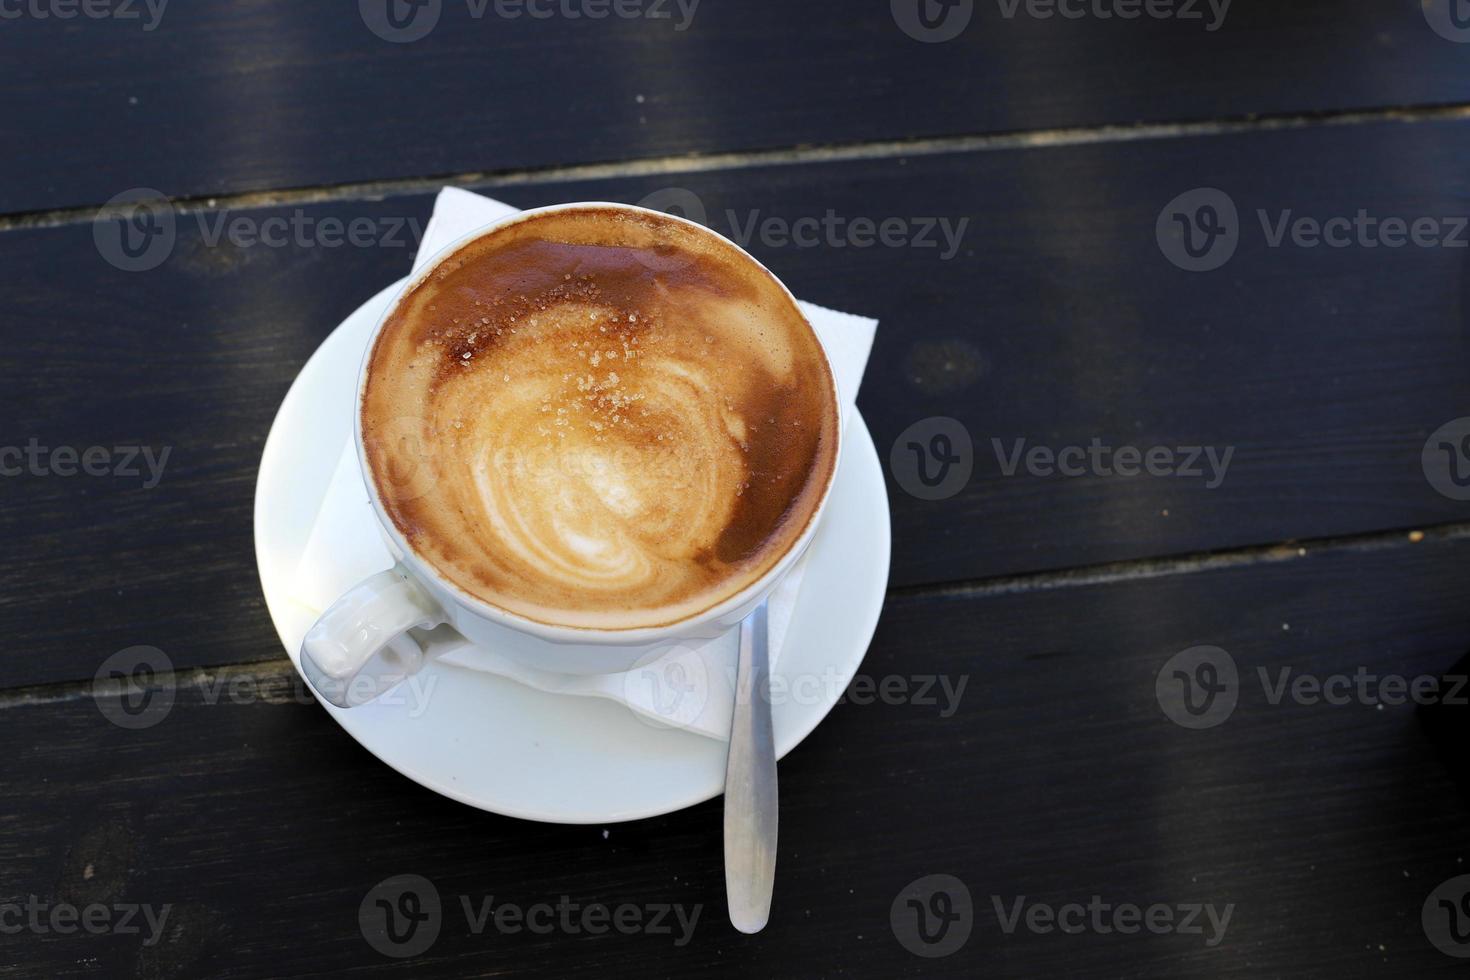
724 599 778 934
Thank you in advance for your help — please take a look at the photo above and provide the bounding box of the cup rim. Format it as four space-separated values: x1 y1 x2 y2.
353 200 845 645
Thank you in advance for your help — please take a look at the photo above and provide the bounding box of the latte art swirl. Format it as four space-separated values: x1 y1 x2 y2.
361 207 839 630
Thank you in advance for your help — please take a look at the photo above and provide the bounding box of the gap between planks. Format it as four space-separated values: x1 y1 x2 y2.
4 103 1470 233
888 522 1470 601
0 521 1465 711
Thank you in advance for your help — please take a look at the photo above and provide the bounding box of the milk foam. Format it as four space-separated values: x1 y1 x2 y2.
361 207 838 630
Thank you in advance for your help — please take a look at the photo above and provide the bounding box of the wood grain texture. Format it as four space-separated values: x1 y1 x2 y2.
1 533 1468 977
5 5 1469 977
2 0 1470 213
6 117 1470 686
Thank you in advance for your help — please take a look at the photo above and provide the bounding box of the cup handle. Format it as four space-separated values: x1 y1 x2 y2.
300 563 448 708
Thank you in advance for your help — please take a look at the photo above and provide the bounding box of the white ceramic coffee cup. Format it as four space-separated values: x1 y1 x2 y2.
301 202 842 708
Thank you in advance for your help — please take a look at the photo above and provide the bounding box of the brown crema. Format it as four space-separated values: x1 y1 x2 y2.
360 206 839 630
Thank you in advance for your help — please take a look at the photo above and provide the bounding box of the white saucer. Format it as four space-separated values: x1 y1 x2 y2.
253 279 891 824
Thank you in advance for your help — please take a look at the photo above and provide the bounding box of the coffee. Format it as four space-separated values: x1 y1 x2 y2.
361 206 839 630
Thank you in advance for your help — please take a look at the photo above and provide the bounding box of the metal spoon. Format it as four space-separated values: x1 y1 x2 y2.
724 599 777 933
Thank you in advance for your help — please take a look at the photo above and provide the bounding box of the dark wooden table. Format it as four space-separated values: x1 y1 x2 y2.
6 1 1470 976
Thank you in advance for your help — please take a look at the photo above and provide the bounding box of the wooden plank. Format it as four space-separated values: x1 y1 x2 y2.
3 0 1470 212
6 116 1470 685
0 534 1467 976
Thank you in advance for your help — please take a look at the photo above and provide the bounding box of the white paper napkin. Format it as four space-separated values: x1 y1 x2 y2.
293 188 877 739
